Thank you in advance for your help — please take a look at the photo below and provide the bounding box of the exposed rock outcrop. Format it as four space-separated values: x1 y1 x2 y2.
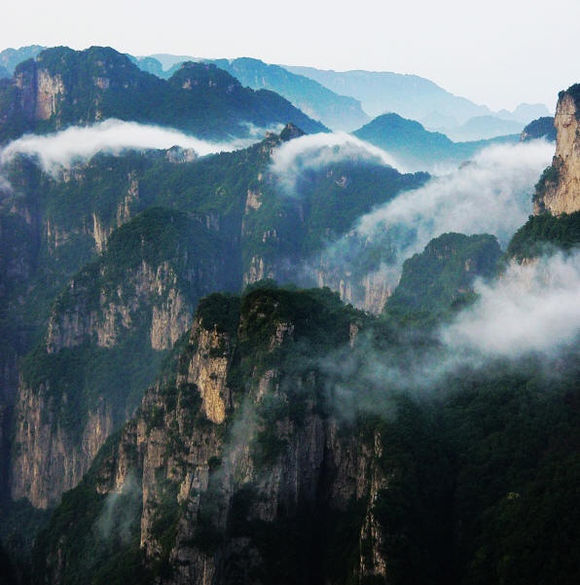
534 87 580 215
10 209 236 508
39 290 393 583
11 380 113 508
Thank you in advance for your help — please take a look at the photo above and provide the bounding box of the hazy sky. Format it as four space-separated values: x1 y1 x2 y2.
3 0 579 111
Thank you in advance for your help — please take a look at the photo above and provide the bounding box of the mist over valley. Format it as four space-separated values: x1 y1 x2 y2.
0 40 578 585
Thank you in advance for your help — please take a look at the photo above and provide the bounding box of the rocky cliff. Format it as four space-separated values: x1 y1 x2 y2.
36 289 399 584
534 86 580 215
2 123 425 514
10 380 114 509
29 280 580 585
10 208 236 508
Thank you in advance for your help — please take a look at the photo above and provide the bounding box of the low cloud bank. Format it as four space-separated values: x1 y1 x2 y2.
322 250 580 418
356 140 553 249
0 119 258 175
442 251 580 360
316 140 554 294
270 132 404 196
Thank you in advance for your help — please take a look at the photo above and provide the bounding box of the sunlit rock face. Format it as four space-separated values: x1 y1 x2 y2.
534 87 580 215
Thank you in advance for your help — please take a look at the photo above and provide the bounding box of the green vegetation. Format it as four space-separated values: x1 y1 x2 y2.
521 116 556 142
23 281 580 585
506 211 580 260
196 293 240 335
532 164 560 210
0 56 578 585
384 232 501 326
0 47 326 143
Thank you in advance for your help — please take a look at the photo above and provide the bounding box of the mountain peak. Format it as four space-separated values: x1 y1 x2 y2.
169 61 242 92
279 122 305 141
534 85 580 215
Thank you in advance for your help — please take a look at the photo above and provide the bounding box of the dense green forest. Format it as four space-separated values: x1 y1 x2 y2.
22 278 580 585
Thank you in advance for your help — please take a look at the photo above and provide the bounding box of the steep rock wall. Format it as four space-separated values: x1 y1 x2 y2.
40 291 392 583
11 380 113 508
534 88 580 215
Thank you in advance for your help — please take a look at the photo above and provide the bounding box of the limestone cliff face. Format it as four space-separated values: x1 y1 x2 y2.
180 323 233 424
11 206 235 508
34 70 66 121
41 291 392 583
534 88 580 215
11 380 113 508
12 61 67 129
8 49 121 133
316 266 393 314
11 256 217 507
45 260 194 354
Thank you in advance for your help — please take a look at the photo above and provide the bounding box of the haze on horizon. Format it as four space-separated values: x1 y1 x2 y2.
2 0 578 112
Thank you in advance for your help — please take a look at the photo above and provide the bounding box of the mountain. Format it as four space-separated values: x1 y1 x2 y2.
506 211 580 261
508 102 552 123
0 48 547 141
126 55 165 78
443 114 525 141
28 278 580 585
353 113 518 171
206 58 370 132
285 66 551 140
520 116 556 142
285 65 491 127
0 45 43 74
132 55 371 132
0 125 427 509
534 85 580 215
147 53 197 71
10 206 238 508
384 232 501 323
1 53 578 585
0 46 326 143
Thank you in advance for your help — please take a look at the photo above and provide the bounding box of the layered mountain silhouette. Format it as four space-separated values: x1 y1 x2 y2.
353 113 518 171
0 46 327 143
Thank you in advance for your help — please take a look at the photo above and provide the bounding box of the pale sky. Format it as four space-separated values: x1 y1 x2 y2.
2 0 579 111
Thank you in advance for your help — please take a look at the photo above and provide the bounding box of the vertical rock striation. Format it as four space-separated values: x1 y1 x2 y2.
534 86 580 215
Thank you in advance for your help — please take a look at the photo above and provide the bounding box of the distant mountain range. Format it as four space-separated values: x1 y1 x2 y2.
0 44 43 74
286 65 491 124
0 46 550 140
286 65 550 139
443 115 526 142
205 58 369 132
353 113 518 171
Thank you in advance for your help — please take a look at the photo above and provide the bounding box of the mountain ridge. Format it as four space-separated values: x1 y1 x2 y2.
353 113 518 171
0 46 327 143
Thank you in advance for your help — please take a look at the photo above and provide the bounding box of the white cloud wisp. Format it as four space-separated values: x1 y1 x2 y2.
270 131 405 196
442 251 580 360
0 119 258 175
